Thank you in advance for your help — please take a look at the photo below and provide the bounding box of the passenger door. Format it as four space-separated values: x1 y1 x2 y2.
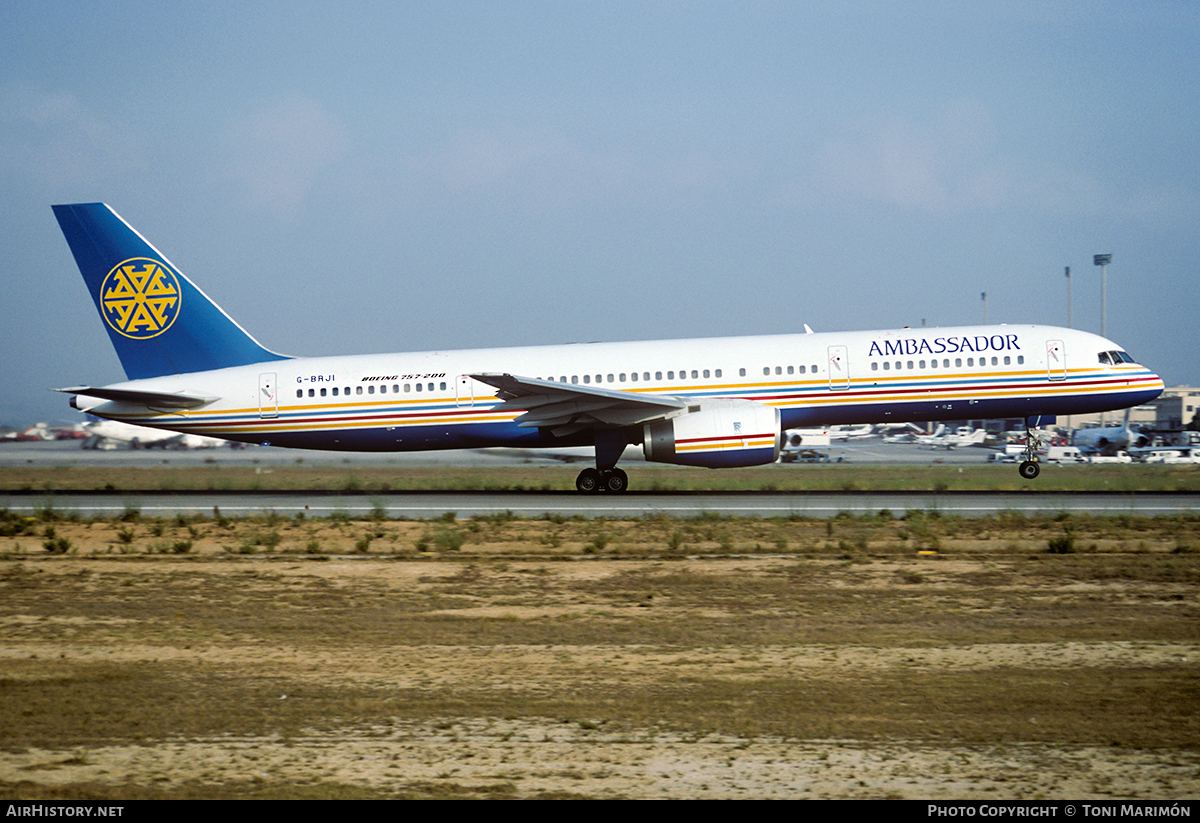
456 374 475 407
827 345 849 391
1046 340 1066 381
258 373 278 418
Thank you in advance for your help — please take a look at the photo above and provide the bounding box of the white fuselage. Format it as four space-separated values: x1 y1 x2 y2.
74 324 1164 454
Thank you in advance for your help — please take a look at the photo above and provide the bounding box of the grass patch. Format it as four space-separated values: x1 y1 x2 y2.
2 463 1197 493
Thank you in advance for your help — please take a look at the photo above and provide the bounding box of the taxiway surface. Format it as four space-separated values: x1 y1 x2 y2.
3 441 1196 519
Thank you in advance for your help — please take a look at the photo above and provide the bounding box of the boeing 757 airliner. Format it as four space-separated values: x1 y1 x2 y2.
52 203 1164 491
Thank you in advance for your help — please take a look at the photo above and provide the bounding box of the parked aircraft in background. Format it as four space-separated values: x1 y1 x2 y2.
0 423 87 443
1072 409 1151 456
915 425 990 450
0 424 56 443
780 425 875 461
52 203 1164 490
782 425 874 449
879 423 928 443
913 424 947 447
80 419 233 450
833 425 876 441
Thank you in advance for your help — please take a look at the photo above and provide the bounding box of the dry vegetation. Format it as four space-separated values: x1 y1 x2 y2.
2 498 1199 799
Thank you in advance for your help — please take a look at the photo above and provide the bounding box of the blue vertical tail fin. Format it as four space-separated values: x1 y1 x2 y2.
53 203 289 380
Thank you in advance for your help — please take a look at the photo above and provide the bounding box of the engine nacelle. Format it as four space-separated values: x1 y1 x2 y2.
643 400 781 468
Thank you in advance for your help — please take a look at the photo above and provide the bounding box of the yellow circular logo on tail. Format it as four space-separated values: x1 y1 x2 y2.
100 258 182 339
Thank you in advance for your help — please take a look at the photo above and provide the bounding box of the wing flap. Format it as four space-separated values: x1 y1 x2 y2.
470 373 686 430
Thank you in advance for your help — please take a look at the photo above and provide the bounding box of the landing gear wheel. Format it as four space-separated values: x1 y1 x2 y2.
602 468 629 493
576 468 603 493
1019 419 1045 481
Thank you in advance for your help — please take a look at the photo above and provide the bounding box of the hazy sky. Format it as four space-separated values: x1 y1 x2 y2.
3 1 1197 425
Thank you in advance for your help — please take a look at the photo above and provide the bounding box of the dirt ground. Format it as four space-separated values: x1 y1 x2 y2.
1 513 1198 799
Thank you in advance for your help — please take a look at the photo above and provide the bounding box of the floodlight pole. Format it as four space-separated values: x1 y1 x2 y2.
1064 266 1072 433
1065 266 1072 328
1094 254 1111 338
1094 254 1112 428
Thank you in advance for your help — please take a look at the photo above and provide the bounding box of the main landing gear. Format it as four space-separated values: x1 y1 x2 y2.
576 467 628 493
577 430 632 493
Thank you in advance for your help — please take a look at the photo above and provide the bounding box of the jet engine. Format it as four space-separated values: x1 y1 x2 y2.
643 400 781 468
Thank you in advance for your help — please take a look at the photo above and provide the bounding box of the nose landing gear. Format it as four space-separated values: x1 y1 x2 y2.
1019 418 1044 479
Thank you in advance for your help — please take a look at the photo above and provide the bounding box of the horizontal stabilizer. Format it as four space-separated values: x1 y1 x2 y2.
57 386 218 410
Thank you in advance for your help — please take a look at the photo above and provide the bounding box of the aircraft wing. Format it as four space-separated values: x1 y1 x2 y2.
469 373 687 437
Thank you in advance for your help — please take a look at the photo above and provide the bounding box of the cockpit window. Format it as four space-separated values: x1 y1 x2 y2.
1100 349 1136 365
